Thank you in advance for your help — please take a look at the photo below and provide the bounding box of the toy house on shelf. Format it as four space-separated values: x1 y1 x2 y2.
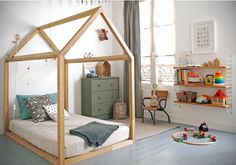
211 89 226 106
96 61 111 77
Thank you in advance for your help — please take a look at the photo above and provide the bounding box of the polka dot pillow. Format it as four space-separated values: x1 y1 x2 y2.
43 103 70 121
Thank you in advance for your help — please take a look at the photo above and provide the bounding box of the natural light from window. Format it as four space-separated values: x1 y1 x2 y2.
140 0 176 85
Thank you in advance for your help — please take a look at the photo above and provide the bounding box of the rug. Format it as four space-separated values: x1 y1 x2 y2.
111 118 179 140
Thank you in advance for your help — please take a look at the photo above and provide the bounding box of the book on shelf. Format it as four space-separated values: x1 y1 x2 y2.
175 69 190 85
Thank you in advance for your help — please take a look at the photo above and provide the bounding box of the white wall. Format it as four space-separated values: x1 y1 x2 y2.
111 1 125 101
142 1 236 133
0 1 118 134
166 1 236 133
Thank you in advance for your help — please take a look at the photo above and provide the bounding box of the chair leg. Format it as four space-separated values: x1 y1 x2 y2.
148 110 154 120
142 110 144 123
153 110 156 125
163 109 170 123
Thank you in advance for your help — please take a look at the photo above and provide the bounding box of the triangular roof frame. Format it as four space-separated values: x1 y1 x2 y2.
6 6 133 63
4 6 135 165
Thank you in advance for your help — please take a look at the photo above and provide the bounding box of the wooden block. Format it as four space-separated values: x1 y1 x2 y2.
96 61 111 77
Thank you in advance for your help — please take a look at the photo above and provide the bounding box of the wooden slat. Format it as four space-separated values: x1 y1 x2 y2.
100 11 133 59
128 57 135 141
5 131 57 164
57 54 65 165
38 7 101 30
9 29 39 57
4 61 9 132
174 66 227 69
61 7 102 56
65 140 133 165
174 101 230 108
65 63 69 111
174 84 229 88
6 52 58 62
66 55 128 64
39 30 59 52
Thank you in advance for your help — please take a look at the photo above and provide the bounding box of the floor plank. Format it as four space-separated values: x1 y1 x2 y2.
1 126 236 165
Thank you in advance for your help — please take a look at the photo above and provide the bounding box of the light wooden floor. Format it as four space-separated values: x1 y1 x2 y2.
111 118 179 140
1 126 236 165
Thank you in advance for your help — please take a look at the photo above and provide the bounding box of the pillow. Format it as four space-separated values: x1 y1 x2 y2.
43 103 70 121
24 94 52 123
16 93 57 120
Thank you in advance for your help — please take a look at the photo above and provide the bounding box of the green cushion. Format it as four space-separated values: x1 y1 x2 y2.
16 93 57 120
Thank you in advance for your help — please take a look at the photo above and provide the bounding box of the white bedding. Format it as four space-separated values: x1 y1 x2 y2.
9 114 129 158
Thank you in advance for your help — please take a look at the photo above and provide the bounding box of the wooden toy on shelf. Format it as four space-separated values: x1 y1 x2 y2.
214 70 225 86
188 71 201 83
203 63 208 67
208 61 213 67
211 89 226 106
196 95 211 104
96 61 111 77
204 74 214 85
213 58 220 67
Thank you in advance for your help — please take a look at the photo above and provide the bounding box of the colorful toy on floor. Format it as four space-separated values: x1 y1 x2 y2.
184 127 189 131
183 133 188 140
214 70 225 85
199 122 209 132
211 135 217 142
172 122 216 145
189 127 195 132
184 127 195 132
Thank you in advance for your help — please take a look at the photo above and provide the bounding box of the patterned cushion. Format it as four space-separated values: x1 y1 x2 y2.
43 103 70 121
16 93 57 120
24 95 52 123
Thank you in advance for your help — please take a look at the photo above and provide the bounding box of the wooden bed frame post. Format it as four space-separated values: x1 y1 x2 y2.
65 62 69 111
4 61 9 133
57 54 65 165
128 58 135 141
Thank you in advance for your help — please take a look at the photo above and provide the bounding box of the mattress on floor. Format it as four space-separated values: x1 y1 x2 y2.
9 114 129 158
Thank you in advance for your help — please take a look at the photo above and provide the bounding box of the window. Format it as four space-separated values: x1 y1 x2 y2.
140 0 175 85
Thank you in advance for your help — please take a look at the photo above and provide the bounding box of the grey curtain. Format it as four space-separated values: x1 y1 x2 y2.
124 1 142 117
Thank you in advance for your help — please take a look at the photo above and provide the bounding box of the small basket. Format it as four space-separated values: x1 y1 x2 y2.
113 99 127 120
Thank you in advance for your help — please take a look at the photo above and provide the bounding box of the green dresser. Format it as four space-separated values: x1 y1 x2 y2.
81 77 119 120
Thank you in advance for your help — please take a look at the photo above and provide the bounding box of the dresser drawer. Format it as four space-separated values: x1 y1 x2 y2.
92 78 118 92
92 90 118 104
92 102 113 116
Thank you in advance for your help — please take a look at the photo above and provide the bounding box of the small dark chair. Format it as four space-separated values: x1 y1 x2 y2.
142 90 170 125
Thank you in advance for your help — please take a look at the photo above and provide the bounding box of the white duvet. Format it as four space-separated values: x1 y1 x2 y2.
9 114 129 158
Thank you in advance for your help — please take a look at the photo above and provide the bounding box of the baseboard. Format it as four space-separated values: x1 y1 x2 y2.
0 125 3 134
169 114 236 133
143 111 236 133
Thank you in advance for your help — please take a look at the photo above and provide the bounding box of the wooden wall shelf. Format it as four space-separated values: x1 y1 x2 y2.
174 101 230 109
174 84 230 88
174 66 228 69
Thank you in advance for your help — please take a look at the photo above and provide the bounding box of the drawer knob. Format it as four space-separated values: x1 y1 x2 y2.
111 95 114 98
98 96 101 99
97 84 101 87
98 108 101 111
110 83 113 86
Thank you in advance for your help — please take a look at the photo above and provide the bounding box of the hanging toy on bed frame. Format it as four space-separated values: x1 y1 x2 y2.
96 28 108 41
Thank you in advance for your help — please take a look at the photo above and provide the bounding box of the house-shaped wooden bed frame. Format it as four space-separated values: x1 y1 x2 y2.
4 6 135 165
